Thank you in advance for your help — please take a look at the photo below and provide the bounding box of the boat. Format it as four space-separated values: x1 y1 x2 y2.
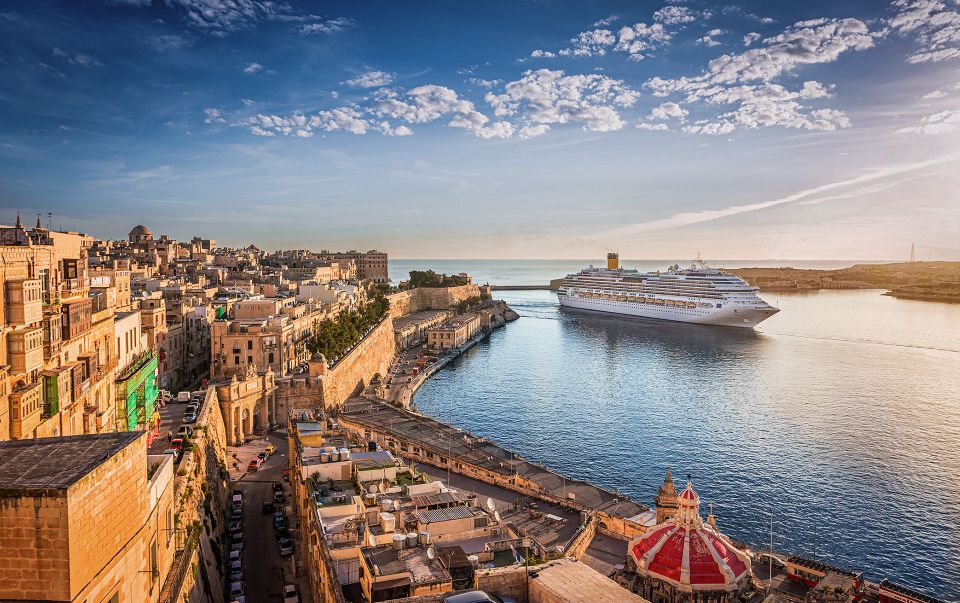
556 253 779 328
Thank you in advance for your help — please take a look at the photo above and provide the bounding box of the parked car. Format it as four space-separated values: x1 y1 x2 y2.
229 520 242 533
162 448 180 460
274 515 287 531
444 592 516 603
176 425 193 438
273 491 285 504
160 390 173 403
228 550 241 563
228 581 244 599
229 560 243 582
185 402 199 414
230 540 244 553
170 438 184 451
272 482 284 493
183 412 197 424
264 444 277 455
247 458 262 471
276 525 290 540
257 451 268 461
176 391 191 403
278 538 294 556
283 585 299 603
282 469 290 482
262 501 274 514
191 390 205 401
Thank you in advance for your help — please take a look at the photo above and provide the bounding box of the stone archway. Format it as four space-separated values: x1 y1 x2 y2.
233 406 242 444
252 404 262 434
242 408 251 439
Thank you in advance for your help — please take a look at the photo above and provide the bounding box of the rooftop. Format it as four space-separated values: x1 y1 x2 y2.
0 432 143 491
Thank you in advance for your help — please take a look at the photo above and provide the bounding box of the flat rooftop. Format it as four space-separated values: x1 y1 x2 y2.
0 432 143 491
341 398 646 519
529 557 649 603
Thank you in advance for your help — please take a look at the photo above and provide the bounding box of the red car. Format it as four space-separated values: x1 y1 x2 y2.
282 469 290 482
247 458 263 471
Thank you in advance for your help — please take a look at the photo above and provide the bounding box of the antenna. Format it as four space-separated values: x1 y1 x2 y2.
494 510 501 523
426 546 435 560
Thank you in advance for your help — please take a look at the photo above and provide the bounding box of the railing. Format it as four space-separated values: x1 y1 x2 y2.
157 545 193 603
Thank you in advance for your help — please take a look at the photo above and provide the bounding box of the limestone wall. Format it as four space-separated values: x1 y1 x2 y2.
163 387 229 603
387 285 481 318
318 316 396 409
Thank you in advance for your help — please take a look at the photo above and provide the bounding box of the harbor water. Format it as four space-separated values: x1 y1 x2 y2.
393 260 960 599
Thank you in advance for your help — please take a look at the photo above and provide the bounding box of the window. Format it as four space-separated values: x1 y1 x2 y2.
268 352 274 363
150 536 158 581
247 340 253 350
234 356 240 365
247 356 253 364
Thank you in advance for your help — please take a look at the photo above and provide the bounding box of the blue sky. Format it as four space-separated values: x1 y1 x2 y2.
1 0 958 260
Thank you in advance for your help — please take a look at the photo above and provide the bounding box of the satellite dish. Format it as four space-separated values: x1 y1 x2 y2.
486 497 496 512
494 510 501 523
367 533 377 547
393 500 400 511
427 546 436 560
369 484 378 494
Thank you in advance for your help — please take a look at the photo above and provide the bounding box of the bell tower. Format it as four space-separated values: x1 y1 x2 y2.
654 467 679 523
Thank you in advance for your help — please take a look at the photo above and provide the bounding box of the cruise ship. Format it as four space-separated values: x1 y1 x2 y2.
557 253 779 328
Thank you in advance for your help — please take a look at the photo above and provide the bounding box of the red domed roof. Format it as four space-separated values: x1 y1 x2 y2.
629 480 751 591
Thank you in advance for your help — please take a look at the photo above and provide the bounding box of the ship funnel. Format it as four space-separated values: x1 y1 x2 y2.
607 252 619 270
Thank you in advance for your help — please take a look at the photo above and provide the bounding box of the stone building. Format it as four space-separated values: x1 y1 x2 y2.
427 312 482 351
214 363 277 444
321 249 389 283
0 431 175 602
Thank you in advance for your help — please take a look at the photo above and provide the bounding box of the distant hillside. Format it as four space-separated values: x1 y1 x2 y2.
732 262 960 302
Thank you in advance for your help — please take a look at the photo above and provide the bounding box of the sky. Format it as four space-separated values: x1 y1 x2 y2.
1 0 959 260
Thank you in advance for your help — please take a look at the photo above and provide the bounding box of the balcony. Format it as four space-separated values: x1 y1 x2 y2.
8 327 44 374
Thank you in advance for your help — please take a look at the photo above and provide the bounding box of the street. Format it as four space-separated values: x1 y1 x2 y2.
229 429 307 603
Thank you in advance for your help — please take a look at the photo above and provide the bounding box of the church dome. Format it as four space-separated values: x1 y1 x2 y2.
129 225 152 238
629 480 751 591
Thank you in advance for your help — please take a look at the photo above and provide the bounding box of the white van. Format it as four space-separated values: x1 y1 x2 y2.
176 391 191 403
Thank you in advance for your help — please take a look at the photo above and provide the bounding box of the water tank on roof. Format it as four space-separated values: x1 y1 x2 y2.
380 499 392 512
406 532 418 548
392 533 406 550
330 449 340 462
467 555 480 566
380 512 396 533
339 447 350 460
320 451 330 463
419 531 430 545
364 493 377 506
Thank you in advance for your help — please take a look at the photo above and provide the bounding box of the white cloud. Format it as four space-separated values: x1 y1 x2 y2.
485 68 639 133
530 49 557 58
743 32 761 46
593 15 620 27
643 18 874 134
243 62 263 74
653 6 697 25
636 122 671 131
923 89 948 99
698 28 724 47
344 70 394 88
897 108 960 134
203 108 226 123
888 0 960 63
467 78 503 89
52 47 102 68
559 29 618 57
519 124 551 139
155 0 353 37
649 101 688 120
614 22 672 60
299 17 354 35
373 85 513 138
242 98 255 106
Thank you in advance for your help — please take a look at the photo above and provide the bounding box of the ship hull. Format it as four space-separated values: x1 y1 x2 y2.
557 294 778 328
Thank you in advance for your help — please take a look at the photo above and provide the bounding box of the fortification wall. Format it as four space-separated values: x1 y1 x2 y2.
387 284 481 317
319 315 396 409
164 387 229 603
